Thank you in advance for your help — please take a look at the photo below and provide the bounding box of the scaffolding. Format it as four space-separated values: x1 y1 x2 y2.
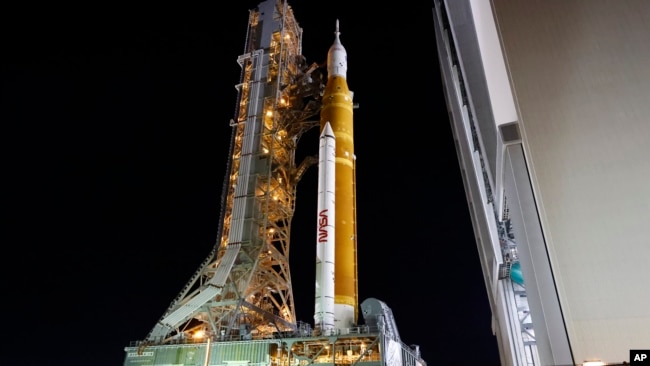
143 0 324 345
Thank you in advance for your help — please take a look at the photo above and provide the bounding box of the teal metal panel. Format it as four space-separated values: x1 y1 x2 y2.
209 340 274 364
124 348 155 366
153 345 203 365
124 344 206 366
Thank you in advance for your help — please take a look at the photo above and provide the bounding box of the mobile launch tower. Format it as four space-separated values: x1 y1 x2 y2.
123 1 426 365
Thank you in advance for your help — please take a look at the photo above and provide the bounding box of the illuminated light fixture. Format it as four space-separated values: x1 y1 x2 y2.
583 361 605 366
193 330 205 339
266 110 273 117
263 148 269 154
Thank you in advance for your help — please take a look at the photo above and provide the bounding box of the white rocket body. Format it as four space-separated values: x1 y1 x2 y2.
314 121 336 333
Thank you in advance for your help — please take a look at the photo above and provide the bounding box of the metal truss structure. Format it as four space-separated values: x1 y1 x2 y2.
144 0 324 345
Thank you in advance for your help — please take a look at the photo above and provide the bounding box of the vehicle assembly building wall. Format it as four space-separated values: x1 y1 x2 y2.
433 2 534 364
434 0 650 364
492 1 650 363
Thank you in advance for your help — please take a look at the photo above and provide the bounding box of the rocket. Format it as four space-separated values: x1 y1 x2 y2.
314 20 358 332
314 122 336 332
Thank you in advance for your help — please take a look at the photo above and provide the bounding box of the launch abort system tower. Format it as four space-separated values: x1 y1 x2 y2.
123 1 426 366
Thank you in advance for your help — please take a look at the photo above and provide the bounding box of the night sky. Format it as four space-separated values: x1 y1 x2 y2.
2 1 500 365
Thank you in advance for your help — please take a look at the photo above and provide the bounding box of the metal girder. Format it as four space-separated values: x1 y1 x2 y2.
142 0 323 345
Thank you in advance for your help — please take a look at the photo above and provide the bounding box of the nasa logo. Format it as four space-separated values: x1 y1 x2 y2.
631 350 650 365
318 209 328 243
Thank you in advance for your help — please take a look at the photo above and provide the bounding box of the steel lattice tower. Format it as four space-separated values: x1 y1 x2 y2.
145 0 324 344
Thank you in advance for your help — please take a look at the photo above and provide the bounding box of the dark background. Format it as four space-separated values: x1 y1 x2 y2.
1 1 500 365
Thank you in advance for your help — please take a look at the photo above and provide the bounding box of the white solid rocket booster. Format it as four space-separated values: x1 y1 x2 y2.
314 121 336 333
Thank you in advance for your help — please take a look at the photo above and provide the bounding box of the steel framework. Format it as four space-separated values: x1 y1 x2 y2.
145 0 324 344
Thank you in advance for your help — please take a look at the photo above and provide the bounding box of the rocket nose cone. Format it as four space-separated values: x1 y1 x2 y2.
321 121 335 138
327 23 347 78
332 19 342 47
